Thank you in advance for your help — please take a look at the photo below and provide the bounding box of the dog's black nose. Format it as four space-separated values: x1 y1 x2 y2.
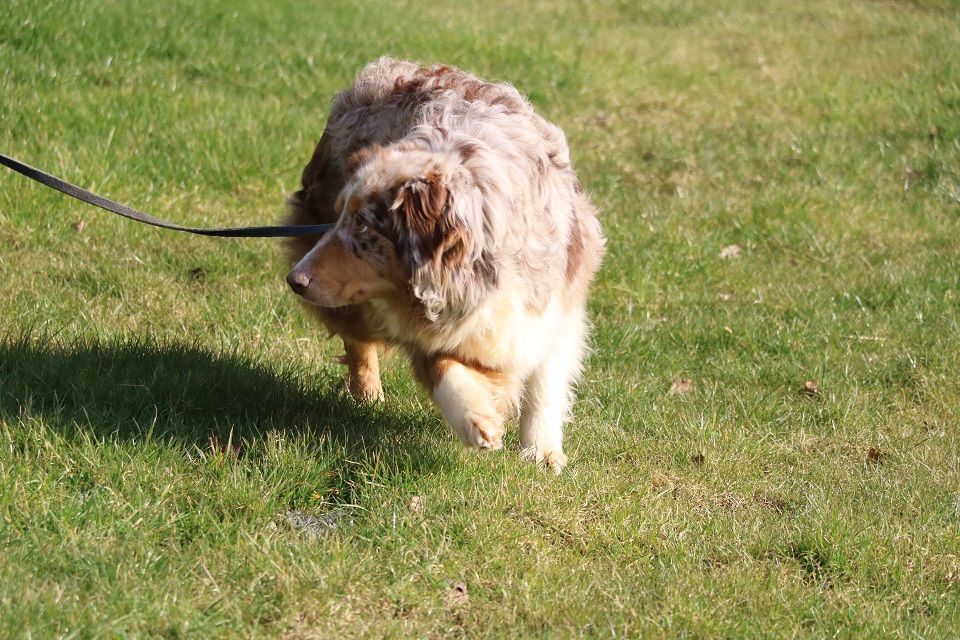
286 270 311 295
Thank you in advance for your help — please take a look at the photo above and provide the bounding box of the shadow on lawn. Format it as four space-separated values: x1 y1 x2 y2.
0 334 446 481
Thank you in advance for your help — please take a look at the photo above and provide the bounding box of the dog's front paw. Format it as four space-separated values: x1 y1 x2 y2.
340 342 383 404
457 410 504 451
349 378 384 403
521 446 568 474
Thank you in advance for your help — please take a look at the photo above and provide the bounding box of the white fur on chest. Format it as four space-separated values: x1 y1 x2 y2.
367 288 566 375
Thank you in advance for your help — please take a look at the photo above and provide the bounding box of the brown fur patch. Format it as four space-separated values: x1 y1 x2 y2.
346 194 363 216
389 63 525 115
457 140 480 161
412 353 454 389
412 352 510 391
394 173 447 234
465 359 511 390
391 172 458 277
285 131 344 260
346 145 383 174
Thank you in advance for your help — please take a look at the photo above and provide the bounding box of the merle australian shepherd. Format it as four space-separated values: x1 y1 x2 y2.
285 58 605 471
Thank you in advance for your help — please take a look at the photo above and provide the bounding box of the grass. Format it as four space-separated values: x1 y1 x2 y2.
2 0 960 636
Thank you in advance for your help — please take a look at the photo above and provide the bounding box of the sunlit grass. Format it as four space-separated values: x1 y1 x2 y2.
2 0 959 637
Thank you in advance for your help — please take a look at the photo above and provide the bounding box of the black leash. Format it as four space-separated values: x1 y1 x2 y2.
0 152 333 238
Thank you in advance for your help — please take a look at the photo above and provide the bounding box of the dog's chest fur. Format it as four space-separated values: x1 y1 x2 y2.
363 282 568 375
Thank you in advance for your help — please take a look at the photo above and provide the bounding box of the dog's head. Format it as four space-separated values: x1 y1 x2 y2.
286 145 496 321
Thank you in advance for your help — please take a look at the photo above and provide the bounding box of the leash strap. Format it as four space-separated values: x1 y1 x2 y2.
0 152 333 238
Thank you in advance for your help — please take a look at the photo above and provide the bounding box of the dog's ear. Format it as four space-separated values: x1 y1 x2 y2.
392 171 453 264
391 171 494 321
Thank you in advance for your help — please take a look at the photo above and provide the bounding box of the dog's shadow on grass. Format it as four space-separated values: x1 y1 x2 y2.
0 334 447 483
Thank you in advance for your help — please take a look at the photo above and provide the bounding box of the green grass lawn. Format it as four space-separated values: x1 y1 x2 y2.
2 0 960 636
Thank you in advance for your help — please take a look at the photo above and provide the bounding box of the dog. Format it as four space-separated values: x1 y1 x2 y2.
285 58 604 471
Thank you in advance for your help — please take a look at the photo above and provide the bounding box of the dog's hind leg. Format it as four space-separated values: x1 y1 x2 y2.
413 354 518 451
342 340 384 403
519 311 588 473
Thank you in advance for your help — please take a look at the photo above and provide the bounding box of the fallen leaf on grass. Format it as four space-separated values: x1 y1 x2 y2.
446 582 469 608
407 495 425 514
670 378 693 395
867 447 884 464
946 564 959 586
719 244 742 259
799 380 820 397
73 220 86 233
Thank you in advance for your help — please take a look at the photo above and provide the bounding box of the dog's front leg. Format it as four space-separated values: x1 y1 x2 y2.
413 354 510 450
342 340 383 402
519 313 588 472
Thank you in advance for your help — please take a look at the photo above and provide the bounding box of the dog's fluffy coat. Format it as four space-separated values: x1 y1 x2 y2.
286 58 604 469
